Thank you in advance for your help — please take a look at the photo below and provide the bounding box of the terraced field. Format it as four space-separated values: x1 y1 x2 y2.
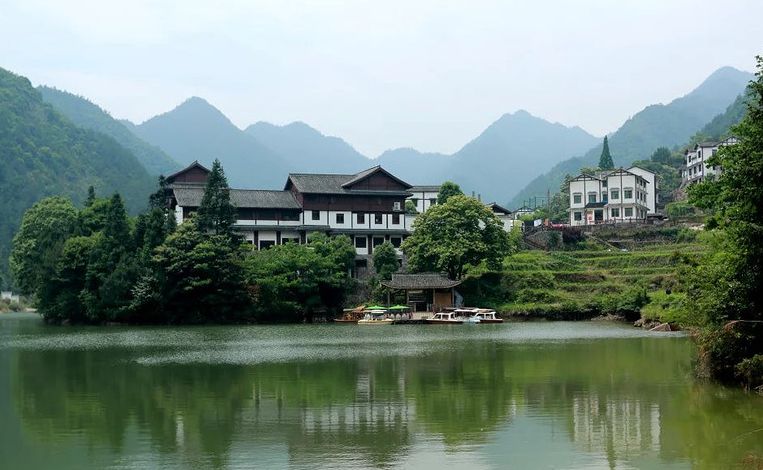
461 242 706 320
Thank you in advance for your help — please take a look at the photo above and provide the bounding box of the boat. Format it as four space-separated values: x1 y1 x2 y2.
471 309 504 323
333 306 365 323
357 309 393 325
425 311 464 324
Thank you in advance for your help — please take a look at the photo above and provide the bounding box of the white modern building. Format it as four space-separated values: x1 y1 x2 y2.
683 136 738 184
568 167 657 226
407 185 441 213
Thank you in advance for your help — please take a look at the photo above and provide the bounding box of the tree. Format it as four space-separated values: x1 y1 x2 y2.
196 159 237 238
598 136 614 170
10 197 78 297
437 181 463 205
402 195 510 279
153 221 251 324
405 200 418 214
85 186 96 207
650 147 672 164
373 241 399 280
686 55 763 386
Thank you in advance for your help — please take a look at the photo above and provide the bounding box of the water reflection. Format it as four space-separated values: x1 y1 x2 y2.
2 316 762 469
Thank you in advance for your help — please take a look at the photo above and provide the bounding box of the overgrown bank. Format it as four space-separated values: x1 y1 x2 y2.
459 241 704 322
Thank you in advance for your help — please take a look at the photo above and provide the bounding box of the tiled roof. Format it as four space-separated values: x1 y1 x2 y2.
166 160 210 181
381 273 462 289
487 202 512 215
173 187 300 209
409 185 441 192
286 166 412 195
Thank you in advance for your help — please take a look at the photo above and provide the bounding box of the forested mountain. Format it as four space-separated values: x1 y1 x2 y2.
448 110 598 203
0 68 155 288
129 97 289 189
244 121 368 174
510 66 753 207
38 87 180 175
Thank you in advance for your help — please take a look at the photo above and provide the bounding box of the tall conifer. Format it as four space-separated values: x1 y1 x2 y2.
599 136 615 170
196 159 237 238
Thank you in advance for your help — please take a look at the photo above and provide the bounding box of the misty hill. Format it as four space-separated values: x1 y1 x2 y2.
0 68 155 288
130 97 289 189
448 110 599 202
38 86 179 176
245 121 369 174
375 148 451 184
510 66 753 207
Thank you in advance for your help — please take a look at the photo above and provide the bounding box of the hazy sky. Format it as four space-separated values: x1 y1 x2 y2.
1 0 761 156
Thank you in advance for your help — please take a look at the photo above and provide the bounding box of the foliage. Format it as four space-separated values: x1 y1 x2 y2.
372 241 399 280
10 197 79 297
195 159 237 239
0 67 155 288
402 195 510 279
735 354 763 390
151 221 251 324
405 199 418 214
244 233 355 322
437 181 463 205
684 55 763 386
598 136 614 170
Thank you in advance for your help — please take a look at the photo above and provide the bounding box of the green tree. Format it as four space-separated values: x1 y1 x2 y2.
85 186 96 207
405 199 418 214
650 147 672 164
153 221 251 324
598 136 615 170
402 195 510 279
10 197 78 297
196 159 237 238
437 181 463 205
373 241 399 280
686 55 763 386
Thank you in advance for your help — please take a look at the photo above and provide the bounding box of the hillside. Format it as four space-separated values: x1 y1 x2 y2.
130 97 289 189
448 110 599 203
245 121 369 174
510 67 754 207
0 68 155 288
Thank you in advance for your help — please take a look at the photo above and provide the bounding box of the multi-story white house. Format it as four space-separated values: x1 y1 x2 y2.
683 136 738 184
568 167 656 226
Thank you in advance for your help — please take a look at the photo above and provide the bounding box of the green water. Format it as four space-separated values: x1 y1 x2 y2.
1 313 761 469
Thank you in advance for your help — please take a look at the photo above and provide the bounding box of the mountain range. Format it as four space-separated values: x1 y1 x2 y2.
509 66 753 207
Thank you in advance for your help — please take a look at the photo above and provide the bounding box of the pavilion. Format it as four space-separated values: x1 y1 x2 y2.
381 273 462 312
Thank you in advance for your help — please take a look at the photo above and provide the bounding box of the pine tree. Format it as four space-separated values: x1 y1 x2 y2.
196 159 237 238
599 136 615 170
85 186 96 207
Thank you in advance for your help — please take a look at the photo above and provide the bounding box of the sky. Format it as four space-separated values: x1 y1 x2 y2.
0 0 761 157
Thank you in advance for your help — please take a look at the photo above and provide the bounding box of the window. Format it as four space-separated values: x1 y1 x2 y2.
573 211 582 221
624 207 633 217
281 237 298 244
373 237 385 247
602 180 607 188
588 193 597 204
624 189 633 199
610 189 619 200
335 213 345 224
374 214 383 224
259 240 275 250
573 193 582 204
392 214 400 224
429 198 437 206
357 213 365 224
355 236 367 248
390 236 402 248
393 201 402 211
611 208 620 218
282 211 300 221
311 210 320 221
602 193 608 203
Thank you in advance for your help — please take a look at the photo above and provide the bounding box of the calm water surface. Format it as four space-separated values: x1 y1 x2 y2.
1 313 761 469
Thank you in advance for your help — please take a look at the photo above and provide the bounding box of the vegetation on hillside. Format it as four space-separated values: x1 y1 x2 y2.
38 86 179 175
684 56 763 389
0 67 155 289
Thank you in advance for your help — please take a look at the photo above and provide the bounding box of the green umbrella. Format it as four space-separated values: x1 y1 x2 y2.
366 305 387 310
388 305 409 310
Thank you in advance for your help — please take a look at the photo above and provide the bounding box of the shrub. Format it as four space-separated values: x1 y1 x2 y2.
735 355 763 390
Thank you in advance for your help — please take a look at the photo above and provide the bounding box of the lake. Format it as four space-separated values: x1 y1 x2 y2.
1 313 761 469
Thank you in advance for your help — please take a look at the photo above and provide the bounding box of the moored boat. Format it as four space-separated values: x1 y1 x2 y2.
425 311 464 324
357 309 393 325
472 309 503 323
